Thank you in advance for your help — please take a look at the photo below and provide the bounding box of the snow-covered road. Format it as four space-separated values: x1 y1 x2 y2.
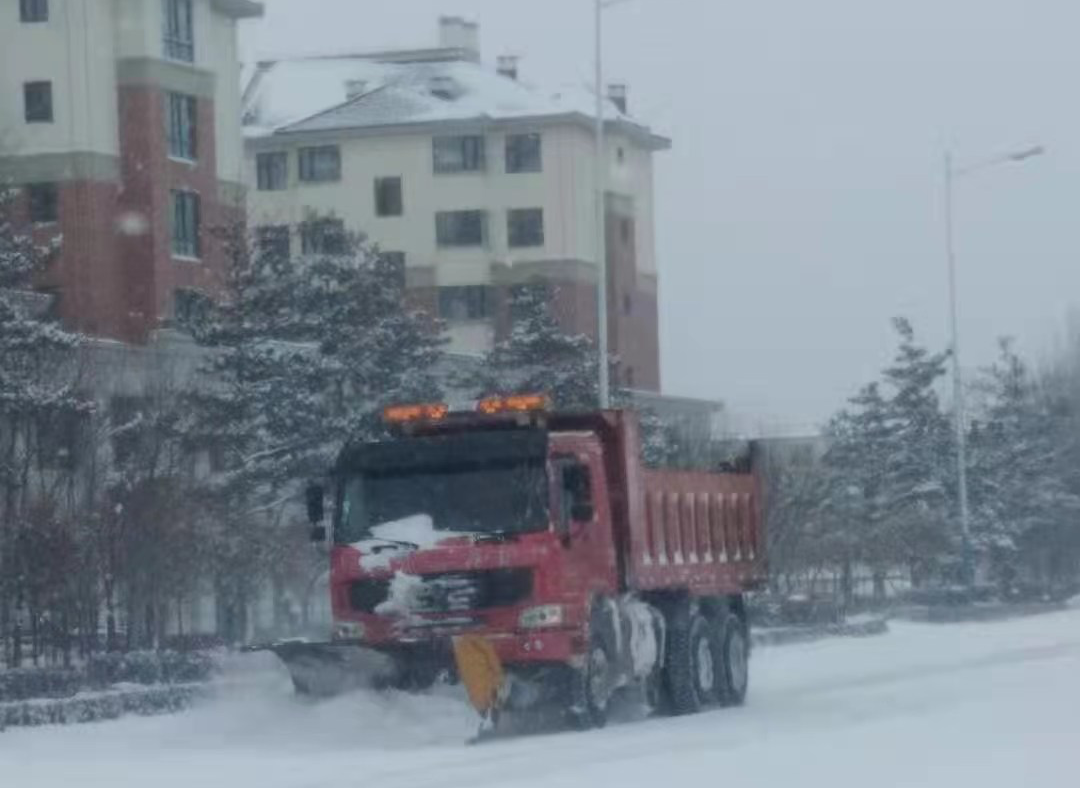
4 606 1079 788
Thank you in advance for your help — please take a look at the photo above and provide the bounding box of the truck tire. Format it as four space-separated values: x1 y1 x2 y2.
568 605 617 729
663 607 717 715
715 612 749 707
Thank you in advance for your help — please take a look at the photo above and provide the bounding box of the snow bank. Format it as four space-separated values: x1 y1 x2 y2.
4 609 1080 788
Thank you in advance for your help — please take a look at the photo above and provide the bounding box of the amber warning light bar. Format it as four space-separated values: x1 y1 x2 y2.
383 394 550 424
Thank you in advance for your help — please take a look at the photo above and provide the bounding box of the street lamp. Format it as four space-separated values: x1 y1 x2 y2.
594 0 634 408
944 144 1044 586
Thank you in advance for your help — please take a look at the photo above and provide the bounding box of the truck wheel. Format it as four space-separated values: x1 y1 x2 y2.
664 608 717 715
716 613 749 706
568 608 616 729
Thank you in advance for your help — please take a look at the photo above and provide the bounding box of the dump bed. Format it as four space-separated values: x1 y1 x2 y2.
600 410 767 596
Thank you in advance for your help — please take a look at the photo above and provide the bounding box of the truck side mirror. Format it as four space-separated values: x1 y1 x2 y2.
306 483 325 525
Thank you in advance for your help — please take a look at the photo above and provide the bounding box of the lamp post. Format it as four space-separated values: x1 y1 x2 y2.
594 0 634 408
944 144 1044 585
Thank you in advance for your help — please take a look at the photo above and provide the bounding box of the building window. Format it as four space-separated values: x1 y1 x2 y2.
507 208 544 248
163 0 194 63
439 286 491 321
23 81 53 123
505 133 542 173
173 288 207 328
625 366 635 388
620 218 632 244
379 251 406 288
256 152 288 191
616 146 626 164
256 225 291 262
298 146 341 183
20 0 48 22
27 183 58 224
435 210 487 247
623 293 633 316
433 135 485 173
374 176 403 217
166 92 197 160
300 217 347 255
171 190 200 259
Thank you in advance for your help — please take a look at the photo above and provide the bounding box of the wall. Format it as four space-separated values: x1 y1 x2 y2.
209 13 244 185
245 118 662 371
0 0 119 159
246 121 659 276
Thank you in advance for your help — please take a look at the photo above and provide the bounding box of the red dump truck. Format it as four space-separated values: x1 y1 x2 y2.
285 397 765 730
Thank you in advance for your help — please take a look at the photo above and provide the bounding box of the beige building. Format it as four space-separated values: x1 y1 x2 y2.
0 0 262 341
242 17 670 389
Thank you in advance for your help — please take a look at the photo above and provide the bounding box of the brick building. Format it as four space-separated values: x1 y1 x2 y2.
243 17 670 390
0 0 262 342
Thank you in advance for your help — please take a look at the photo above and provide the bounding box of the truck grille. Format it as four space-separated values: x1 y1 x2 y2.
349 568 533 615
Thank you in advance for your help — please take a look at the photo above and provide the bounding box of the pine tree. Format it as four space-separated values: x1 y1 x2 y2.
187 219 444 495
470 281 600 410
878 317 954 574
822 318 953 593
969 338 1080 585
182 218 445 637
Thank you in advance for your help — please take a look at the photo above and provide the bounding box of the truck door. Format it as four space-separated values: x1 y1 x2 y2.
553 447 618 596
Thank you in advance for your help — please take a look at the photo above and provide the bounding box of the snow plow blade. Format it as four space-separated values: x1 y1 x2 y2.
453 634 504 715
257 641 398 698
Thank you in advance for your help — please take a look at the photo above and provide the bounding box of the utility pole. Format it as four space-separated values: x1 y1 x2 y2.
943 145 1044 586
594 0 610 408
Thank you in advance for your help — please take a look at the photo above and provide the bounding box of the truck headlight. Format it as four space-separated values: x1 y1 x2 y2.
333 621 365 641
519 604 564 629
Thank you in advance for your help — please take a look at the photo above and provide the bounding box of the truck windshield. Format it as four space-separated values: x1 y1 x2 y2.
336 459 549 544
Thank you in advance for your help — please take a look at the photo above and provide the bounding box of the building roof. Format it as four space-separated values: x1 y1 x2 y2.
242 55 670 150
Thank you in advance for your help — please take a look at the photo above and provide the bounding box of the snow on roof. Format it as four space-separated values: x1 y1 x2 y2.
242 56 669 149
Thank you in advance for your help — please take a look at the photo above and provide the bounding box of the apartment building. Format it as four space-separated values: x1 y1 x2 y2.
243 17 670 390
0 0 262 342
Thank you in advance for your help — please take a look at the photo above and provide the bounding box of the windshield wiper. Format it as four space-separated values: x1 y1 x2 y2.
364 537 421 553
472 532 520 544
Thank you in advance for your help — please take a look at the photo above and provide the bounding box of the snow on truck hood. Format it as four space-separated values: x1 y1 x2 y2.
349 514 478 571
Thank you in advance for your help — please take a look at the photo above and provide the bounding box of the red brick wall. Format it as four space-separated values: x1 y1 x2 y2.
606 211 660 391
17 180 125 338
115 86 229 342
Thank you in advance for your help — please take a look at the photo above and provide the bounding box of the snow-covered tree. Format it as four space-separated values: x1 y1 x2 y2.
187 219 443 495
469 281 600 410
0 184 91 665
968 339 1080 585
182 218 444 639
821 319 953 594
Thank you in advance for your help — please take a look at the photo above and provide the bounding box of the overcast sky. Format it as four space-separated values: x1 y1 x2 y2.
241 0 1080 435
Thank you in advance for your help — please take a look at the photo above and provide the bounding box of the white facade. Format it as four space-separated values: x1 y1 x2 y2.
242 33 669 356
0 0 256 183
247 124 657 281
0 0 119 158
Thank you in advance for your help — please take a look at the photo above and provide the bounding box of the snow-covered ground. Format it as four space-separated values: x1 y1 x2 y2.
4 606 1079 788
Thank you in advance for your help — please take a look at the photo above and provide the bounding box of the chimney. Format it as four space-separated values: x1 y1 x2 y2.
607 83 628 114
345 79 368 100
496 55 519 81
439 16 481 61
